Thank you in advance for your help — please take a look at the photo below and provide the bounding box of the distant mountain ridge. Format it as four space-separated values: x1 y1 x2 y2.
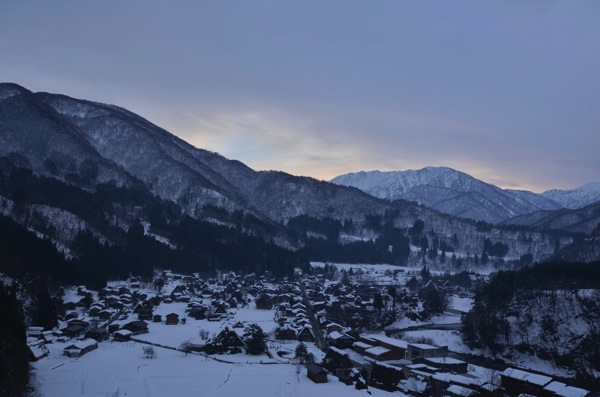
331 168 600 224
541 182 600 209
0 82 596 275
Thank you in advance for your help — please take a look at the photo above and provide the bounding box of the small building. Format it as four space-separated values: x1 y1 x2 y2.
297 326 315 342
123 320 149 335
213 327 244 349
61 324 86 338
543 381 590 397
98 310 113 320
85 328 108 342
275 326 297 341
422 357 468 374
406 343 448 361
63 338 98 358
323 347 354 378
153 314 162 323
113 329 132 342
306 364 328 383
500 368 552 396
165 313 179 325
327 331 355 349
370 361 405 391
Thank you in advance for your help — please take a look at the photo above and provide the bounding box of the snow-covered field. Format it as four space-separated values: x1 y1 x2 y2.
32 341 395 397
33 282 397 397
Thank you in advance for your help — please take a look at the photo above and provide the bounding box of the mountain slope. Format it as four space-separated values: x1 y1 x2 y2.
331 168 563 223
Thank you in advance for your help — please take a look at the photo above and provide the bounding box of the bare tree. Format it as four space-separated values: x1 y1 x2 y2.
142 346 156 359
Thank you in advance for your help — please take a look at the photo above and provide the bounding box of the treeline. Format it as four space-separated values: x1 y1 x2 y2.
288 214 410 264
0 283 30 397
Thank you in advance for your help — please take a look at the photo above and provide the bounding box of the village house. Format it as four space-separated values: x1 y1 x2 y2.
327 331 355 349
360 334 408 361
306 364 328 384
213 327 244 350
85 328 108 342
123 320 149 335
63 338 98 358
500 368 553 397
165 313 179 325
296 326 315 342
422 357 468 374
369 361 405 391
406 343 448 361
113 329 132 342
322 347 354 380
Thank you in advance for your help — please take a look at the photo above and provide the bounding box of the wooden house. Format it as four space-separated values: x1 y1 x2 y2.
113 329 132 342
406 343 448 361
297 326 315 342
165 313 179 325
275 326 297 341
85 328 108 342
63 338 98 357
306 364 328 383
500 368 552 397
370 362 405 391
327 331 355 349
323 347 354 378
61 324 86 338
213 327 244 349
123 320 148 335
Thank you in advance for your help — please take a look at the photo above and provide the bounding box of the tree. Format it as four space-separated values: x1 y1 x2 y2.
142 346 156 359
243 324 267 355
294 342 309 364
373 292 384 311
406 276 419 292
387 286 397 308
179 339 193 355
340 269 350 285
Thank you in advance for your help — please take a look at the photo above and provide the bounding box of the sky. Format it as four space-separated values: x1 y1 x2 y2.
1 1 599 192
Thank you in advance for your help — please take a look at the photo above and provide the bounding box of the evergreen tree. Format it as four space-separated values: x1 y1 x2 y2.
243 324 267 355
294 342 309 364
372 291 384 311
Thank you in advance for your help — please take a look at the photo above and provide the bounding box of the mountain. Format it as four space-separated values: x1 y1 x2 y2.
331 168 563 224
0 82 595 283
501 200 600 236
541 183 600 209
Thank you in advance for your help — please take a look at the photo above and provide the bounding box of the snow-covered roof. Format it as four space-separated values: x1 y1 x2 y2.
409 343 439 350
363 334 408 349
364 346 390 356
432 372 484 387
65 338 97 350
353 341 372 349
424 357 465 365
544 381 589 397
500 368 552 386
446 384 477 396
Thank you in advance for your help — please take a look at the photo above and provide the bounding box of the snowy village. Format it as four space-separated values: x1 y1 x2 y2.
23 263 592 397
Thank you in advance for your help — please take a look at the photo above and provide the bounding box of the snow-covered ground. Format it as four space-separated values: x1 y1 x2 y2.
32 340 396 397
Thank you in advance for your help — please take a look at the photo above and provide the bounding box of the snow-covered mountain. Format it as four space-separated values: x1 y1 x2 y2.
541 183 600 209
331 168 563 224
501 200 600 236
0 82 593 268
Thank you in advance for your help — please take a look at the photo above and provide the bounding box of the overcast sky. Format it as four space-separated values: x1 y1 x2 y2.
1 1 599 192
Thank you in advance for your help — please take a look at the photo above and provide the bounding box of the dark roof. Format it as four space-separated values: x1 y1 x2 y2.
306 364 327 376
